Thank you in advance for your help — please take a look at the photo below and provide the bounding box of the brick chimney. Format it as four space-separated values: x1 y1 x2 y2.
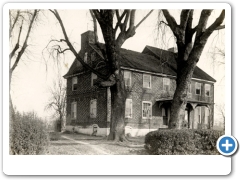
81 31 96 52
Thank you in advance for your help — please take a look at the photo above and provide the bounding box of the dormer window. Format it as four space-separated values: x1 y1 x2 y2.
72 77 77 91
84 52 88 63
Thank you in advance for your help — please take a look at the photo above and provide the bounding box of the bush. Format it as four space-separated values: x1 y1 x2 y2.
10 111 49 155
145 129 224 155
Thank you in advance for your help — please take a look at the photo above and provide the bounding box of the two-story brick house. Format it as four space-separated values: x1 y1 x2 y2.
64 31 216 136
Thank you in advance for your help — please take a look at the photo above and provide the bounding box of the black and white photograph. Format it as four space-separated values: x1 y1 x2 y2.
2 2 234 176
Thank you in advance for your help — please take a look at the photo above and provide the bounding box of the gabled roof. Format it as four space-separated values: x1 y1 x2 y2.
64 43 216 83
143 45 216 82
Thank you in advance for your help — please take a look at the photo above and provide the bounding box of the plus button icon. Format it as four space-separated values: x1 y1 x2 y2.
222 139 233 151
217 135 238 156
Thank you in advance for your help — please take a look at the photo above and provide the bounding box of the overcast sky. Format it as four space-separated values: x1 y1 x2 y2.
9 9 225 123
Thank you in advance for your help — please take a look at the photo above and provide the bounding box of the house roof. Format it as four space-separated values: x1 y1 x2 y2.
143 46 216 82
64 43 216 83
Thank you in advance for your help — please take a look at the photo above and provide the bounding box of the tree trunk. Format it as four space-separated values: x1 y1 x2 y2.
108 77 126 141
169 60 196 129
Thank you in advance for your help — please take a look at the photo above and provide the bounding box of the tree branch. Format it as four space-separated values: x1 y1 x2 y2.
135 9 154 29
9 20 23 60
49 9 107 80
10 10 38 73
201 10 225 41
162 10 178 33
9 10 20 38
179 10 191 31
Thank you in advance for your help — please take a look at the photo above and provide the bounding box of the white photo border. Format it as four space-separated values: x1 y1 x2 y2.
3 2 231 175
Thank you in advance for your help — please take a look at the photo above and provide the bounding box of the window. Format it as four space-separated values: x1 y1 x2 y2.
142 101 152 119
90 99 97 118
71 102 77 119
204 107 209 124
195 82 202 95
84 52 88 63
197 107 201 124
91 73 97 86
124 70 131 87
163 78 170 91
125 99 132 118
72 77 77 91
143 74 151 88
205 84 211 96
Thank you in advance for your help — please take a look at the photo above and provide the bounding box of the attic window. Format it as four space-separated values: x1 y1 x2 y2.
72 77 77 91
84 52 88 63
143 74 151 89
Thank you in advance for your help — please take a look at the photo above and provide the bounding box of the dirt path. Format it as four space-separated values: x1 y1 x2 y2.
61 135 109 155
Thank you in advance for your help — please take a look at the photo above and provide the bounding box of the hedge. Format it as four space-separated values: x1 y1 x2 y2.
145 129 224 155
10 111 49 155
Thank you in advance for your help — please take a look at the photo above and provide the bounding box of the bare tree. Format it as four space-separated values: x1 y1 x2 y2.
159 9 225 129
9 9 39 80
9 9 39 116
45 74 66 132
48 9 153 141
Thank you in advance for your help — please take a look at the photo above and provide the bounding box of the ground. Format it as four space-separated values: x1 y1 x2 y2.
46 132 148 155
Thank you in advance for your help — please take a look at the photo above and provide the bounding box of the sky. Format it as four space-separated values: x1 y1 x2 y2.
9 9 225 124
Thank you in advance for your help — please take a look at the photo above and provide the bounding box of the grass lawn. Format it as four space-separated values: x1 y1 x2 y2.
46 132 148 155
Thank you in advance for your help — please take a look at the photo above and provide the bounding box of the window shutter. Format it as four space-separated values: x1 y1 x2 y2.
71 102 77 119
90 99 97 118
125 99 132 118
124 71 131 87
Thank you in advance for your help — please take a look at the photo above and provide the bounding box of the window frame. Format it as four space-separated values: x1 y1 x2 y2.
163 77 170 91
71 102 77 119
143 74 151 89
124 70 132 87
72 76 78 91
205 84 211 97
90 99 97 118
125 99 132 118
91 73 97 87
195 82 202 95
142 101 152 119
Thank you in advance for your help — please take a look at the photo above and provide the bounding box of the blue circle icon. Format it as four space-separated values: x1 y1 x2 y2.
217 135 238 156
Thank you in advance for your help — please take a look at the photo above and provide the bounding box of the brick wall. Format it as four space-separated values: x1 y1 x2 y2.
124 70 214 129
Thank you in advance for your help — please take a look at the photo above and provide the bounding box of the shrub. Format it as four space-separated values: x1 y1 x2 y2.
145 129 224 155
10 111 49 155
